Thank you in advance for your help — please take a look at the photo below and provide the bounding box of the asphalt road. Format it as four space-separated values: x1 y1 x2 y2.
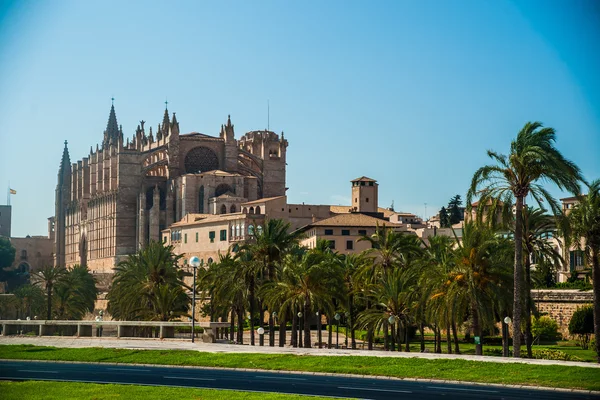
0 360 597 400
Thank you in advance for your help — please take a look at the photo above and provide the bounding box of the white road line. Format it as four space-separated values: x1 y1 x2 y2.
17 370 58 374
427 386 499 393
107 368 151 372
254 376 307 381
338 386 412 394
163 376 216 381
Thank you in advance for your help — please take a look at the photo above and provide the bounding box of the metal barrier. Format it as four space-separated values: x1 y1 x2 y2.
0 320 230 343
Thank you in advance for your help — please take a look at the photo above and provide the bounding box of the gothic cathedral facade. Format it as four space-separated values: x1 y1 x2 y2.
54 104 288 273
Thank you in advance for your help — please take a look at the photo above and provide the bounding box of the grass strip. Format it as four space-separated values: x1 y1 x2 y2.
1 344 599 391
0 380 342 399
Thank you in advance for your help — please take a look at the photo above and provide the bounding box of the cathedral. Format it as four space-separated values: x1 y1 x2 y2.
54 103 288 273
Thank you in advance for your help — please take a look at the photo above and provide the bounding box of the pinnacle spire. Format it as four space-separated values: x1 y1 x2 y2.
104 102 120 147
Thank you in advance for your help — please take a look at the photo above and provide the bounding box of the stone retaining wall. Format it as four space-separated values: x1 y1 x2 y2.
531 289 593 337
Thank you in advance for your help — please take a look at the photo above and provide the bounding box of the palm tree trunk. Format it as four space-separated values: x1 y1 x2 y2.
279 313 287 347
435 326 442 353
46 284 52 320
390 322 395 351
420 321 425 352
349 295 356 349
592 248 600 363
269 313 275 347
472 304 482 356
398 323 403 352
249 279 255 346
513 195 525 358
525 256 533 358
405 322 410 352
446 320 452 354
452 318 460 354
291 311 298 347
304 299 311 348
230 309 235 341
384 320 389 351
328 316 333 348
317 310 322 348
237 308 244 344
258 301 265 346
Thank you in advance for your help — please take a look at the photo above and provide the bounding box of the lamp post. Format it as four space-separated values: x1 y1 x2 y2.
189 256 201 343
344 312 350 349
316 311 322 348
298 312 303 348
503 316 512 357
258 326 265 345
388 315 396 352
334 313 341 349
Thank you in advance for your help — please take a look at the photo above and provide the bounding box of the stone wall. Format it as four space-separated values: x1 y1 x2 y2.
531 289 593 337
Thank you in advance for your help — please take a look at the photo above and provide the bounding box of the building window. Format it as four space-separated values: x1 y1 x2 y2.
324 229 333 235
230 204 236 213
570 250 584 271
163 236 167 243
196 232 199 242
20 250 27 260
209 231 215 243
328 240 335 249
208 257 213 264
358 229 367 236
256 206 261 214
366 198 369 203
220 229 227 241
231 225 235 238
341 229 350 236
221 204 227 214
184 233 187 244
236 224 240 237
346 240 354 250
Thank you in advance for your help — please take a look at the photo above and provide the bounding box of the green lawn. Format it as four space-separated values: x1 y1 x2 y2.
1 344 599 391
0 381 344 399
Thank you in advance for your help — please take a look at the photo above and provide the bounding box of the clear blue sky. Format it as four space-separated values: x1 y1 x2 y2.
0 0 598 237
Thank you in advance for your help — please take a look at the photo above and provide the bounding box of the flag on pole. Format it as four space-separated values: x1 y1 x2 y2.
9 189 16 195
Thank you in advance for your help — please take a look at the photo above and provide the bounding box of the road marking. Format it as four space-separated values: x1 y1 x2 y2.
163 376 216 381
338 386 412 394
427 386 499 393
107 368 151 372
17 370 58 374
254 375 307 381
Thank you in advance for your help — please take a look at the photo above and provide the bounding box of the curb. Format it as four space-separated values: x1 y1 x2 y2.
1 358 598 395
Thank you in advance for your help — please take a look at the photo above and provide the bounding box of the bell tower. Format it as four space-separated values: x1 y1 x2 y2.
351 176 378 213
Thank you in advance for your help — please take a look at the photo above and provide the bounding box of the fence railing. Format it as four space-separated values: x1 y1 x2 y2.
0 320 230 343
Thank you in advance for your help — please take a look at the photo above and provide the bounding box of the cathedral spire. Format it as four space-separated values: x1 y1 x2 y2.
104 102 120 147
58 140 72 185
162 102 170 136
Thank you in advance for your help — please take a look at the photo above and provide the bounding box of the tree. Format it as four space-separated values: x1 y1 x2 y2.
439 207 450 228
0 237 15 269
107 241 187 321
12 284 45 319
467 122 583 357
32 265 67 320
566 179 600 362
448 195 463 225
53 265 97 320
569 307 594 350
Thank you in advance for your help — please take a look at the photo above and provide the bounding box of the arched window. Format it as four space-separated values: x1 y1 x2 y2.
230 204 236 213
255 206 261 215
231 224 235 238
242 207 247 214
220 204 227 214
20 250 27 260
241 222 245 237
249 207 254 214
257 225 263 235
198 186 205 213
208 257 214 264
184 146 219 173
215 183 233 197
236 224 240 237
248 225 255 236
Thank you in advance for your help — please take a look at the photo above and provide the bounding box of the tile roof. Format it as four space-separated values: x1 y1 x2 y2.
303 213 403 228
241 196 286 206
351 176 377 182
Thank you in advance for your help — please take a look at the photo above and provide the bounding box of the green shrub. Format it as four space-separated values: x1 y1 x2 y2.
531 316 561 341
554 281 593 290
530 349 582 362
568 306 594 349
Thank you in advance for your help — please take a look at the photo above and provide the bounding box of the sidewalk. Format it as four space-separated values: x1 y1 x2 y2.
1 336 598 369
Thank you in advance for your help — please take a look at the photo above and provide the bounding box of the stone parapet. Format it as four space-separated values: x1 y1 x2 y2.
531 289 593 337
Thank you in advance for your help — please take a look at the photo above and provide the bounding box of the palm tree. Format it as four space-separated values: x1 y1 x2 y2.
246 218 302 346
448 222 513 355
467 122 583 357
520 208 563 357
53 265 97 320
235 246 263 345
107 241 186 320
337 253 368 349
566 179 600 362
32 265 67 319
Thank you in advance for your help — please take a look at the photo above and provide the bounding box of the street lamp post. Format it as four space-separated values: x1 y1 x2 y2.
298 312 303 348
345 312 350 349
189 256 201 343
334 313 341 349
503 316 512 357
258 327 265 346
316 311 322 348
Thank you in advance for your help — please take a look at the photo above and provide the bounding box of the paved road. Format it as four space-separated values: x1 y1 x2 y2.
0 360 597 399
